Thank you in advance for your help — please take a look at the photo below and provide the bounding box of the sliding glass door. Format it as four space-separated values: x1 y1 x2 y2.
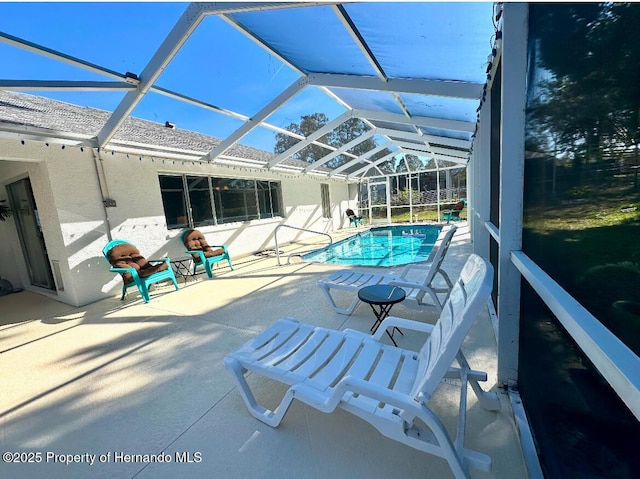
7 177 55 290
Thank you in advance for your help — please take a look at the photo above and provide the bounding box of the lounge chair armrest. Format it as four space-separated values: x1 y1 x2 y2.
210 245 230 255
147 258 170 265
343 328 375 340
398 262 432 278
387 280 425 290
372 316 434 341
347 317 434 343
292 375 414 414
443 208 462 215
109 266 141 280
185 249 208 261
186 247 228 258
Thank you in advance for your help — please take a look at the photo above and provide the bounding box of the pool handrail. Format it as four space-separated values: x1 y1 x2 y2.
274 224 333 266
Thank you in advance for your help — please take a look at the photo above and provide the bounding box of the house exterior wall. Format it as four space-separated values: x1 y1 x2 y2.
0 138 355 307
0 140 77 304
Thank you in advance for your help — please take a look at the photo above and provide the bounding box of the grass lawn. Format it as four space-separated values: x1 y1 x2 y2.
523 182 640 352
377 204 467 223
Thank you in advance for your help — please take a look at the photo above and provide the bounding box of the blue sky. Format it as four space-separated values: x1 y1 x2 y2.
0 2 495 154
0 2 349 152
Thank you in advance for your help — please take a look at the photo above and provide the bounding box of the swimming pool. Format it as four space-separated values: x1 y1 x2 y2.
302 224 442 267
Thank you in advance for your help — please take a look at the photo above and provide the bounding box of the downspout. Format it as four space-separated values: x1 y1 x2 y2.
91 147 113 242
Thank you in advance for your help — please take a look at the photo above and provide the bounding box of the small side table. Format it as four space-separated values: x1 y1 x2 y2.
170 257 196 284
358 284 406 346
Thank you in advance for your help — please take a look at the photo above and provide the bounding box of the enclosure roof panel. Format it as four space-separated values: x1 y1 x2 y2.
0 2 500 179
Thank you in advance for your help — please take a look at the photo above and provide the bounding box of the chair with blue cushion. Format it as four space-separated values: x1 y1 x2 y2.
102 239 179 303
181 229 233 279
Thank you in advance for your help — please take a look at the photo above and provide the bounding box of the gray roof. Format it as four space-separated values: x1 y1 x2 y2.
0 90 316 170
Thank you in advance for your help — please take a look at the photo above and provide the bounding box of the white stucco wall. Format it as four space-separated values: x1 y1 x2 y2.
0 138 356 306
0 140 78 305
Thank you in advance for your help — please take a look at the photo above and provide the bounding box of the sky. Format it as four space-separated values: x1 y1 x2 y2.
0 2 496 154
0 2 347 152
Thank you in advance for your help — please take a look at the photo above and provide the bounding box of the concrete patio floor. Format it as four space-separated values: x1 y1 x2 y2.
0 224 528 479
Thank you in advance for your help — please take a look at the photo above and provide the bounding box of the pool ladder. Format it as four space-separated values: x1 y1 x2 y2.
273 224 333 266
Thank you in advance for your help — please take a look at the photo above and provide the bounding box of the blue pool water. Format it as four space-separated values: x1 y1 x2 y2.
302 225 442 267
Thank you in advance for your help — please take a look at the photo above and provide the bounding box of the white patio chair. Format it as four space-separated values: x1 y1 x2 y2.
317 225 457 315
224 254 500 479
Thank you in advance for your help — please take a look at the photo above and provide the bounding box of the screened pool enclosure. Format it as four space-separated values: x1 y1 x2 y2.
0 2 488 218
362 167 466 224
7 3 640 478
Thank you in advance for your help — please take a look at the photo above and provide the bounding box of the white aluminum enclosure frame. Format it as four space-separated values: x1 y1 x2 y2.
0 2 484 181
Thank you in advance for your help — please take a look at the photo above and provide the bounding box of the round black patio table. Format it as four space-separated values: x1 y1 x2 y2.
358 284 406 346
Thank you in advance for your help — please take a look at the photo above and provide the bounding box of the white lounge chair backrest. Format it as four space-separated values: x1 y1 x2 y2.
412 253 493 401
406 224 457 288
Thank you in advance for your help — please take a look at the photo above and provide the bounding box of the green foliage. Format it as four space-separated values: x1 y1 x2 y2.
528 3 640 161
395 188 422 204
274 113 332 164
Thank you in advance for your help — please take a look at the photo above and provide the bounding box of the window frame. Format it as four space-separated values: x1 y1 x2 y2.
159 173 284 230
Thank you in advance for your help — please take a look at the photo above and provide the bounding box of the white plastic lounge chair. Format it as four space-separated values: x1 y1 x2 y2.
317 225 457 315
224 254 499 479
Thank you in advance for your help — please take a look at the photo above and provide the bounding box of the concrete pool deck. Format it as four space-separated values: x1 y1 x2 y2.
0 223 529 479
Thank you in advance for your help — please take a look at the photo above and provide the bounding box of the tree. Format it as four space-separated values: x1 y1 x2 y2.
274 113 332 164
274 113 382 169
529 3 640 164
403 154 429 172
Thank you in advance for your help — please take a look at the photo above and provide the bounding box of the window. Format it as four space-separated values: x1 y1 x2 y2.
257 180 281 219
159 174 282 229
321 183 331 218
187 176 214 227
159 175 188 229
212 177 258 223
